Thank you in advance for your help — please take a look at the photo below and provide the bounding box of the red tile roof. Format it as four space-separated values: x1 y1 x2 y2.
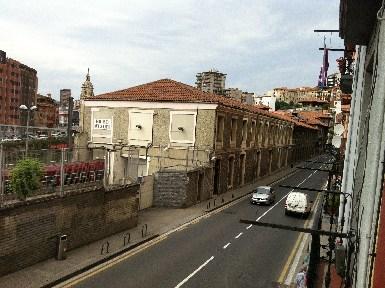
89 79 317 129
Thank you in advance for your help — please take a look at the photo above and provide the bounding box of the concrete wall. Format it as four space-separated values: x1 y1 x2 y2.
153 167 212 207
139 175 154 210
0 185 139 276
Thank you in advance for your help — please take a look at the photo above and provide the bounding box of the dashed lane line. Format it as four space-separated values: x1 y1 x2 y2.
246 224 252 230
223 243 231 249
235 232 243 239
174 256 215 288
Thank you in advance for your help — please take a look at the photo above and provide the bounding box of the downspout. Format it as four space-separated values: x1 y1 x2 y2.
356 12 385 287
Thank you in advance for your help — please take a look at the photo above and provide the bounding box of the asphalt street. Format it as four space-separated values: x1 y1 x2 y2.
74 155 331 288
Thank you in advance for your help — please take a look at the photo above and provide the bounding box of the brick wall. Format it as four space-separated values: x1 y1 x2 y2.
0 184 139 276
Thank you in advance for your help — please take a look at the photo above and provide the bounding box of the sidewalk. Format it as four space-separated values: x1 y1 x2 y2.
0 165 300 288
315 213 344 288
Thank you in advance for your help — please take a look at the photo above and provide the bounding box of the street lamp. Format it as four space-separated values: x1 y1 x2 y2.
19 104 37 156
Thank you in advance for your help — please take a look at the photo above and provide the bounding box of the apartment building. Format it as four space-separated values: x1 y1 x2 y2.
196 69 226 95
0 50 38 126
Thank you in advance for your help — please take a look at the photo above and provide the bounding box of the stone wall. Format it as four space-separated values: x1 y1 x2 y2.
154 167 212 208
0 185 139 276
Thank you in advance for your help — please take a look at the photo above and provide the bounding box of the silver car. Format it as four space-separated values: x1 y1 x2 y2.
250 186 275 205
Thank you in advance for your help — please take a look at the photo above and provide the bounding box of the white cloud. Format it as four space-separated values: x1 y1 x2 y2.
0 0 343 98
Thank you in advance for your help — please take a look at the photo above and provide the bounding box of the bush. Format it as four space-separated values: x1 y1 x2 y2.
10 158 43 200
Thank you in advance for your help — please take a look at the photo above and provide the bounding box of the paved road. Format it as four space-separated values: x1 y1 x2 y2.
74 155 331 288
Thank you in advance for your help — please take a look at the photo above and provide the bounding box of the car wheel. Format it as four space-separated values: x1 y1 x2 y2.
285 209 289 216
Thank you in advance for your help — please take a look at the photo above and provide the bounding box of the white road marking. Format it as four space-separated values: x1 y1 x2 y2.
235 232 243 239
284 195 321 285
246 224 252 230
255 170 319 222
223 243 231 249
174 256 215 288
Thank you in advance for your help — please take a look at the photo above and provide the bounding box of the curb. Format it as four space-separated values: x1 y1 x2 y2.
41 234 159 288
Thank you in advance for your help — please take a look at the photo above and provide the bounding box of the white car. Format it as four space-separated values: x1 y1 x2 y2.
285 191 313 217
38 134 48 139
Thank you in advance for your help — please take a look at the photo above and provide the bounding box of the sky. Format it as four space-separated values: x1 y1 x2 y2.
1 0 343 100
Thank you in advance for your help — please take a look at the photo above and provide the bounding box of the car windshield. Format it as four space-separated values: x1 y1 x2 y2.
255 187 270 194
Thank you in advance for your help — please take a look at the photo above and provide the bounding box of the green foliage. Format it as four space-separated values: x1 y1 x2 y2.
10 158 43 199
275 100 301 110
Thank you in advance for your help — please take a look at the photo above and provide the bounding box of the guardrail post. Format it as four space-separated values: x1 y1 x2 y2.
60 148 65 196
123 233 131 246
100 241 110 255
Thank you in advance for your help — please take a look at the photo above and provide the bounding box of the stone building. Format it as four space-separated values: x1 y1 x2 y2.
76 79 321 207
34 93 59 128
273 86 335 104
224 88 254 104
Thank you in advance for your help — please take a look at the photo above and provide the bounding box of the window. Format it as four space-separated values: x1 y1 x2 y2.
230 117 237 144
128 109 154 146
241 118 248 144
216 115 225 143
251 120 256 145
228 156 235 188
169 111 196 145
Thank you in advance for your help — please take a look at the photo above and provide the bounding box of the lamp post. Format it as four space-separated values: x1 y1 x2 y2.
19 104 37 157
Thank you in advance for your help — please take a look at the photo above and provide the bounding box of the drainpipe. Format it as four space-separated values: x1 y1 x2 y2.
356 14 385 287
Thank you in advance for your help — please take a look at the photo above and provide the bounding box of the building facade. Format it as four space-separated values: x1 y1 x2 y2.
34 94 59 128
76 79 321 207
196 69 226 95
273 86 335 104
254 94 276 111
336 1 385 287
0 50 38 126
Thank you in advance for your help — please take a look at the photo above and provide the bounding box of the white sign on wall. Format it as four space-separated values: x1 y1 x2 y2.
94 119 111 130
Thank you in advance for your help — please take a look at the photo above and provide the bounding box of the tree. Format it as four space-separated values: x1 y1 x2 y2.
10 158 43 200
276 100 303 110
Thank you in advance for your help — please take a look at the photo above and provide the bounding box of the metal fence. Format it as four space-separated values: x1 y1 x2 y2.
152 145 213 172
0 146 106 205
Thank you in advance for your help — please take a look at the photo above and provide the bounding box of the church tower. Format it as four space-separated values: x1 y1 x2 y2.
80 68 94 99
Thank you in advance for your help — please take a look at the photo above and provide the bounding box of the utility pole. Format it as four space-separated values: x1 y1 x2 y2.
67 97 74 148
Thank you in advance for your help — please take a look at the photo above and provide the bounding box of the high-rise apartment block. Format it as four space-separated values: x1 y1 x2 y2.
0 50 38 126
60 89 71 108
196 69 226 95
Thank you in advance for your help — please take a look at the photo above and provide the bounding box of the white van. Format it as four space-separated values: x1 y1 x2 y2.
284 192 313 217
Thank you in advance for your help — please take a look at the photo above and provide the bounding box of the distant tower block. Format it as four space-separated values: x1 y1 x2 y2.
195 69 226 95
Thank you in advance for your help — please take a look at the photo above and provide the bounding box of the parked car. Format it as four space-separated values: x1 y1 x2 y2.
250 186 275 205
38 134 48 139
51 132 61 138
285 191 313 217
28 134 38 139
